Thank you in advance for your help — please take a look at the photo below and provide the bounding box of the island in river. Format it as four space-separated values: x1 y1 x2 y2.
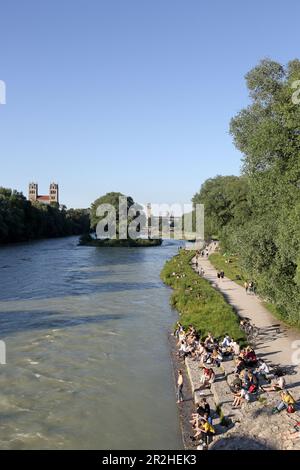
79 233 162 247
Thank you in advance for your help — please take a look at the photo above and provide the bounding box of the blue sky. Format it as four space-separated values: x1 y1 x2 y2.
0 0 299 209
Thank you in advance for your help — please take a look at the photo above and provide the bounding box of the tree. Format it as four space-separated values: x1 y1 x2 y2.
0 187 90 244
192 175 251 242
90 192 139 239
229 58 300 325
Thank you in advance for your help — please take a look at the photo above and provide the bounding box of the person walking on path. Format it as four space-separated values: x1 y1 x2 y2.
244 281 249 294
177 369 184 403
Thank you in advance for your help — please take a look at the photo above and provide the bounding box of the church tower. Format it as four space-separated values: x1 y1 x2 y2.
49 183 59 204
28 183 38 202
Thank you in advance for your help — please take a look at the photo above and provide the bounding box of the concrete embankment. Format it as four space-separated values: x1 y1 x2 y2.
184 354 300 450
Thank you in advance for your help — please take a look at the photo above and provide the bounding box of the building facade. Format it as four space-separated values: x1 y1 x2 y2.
28 182 59 204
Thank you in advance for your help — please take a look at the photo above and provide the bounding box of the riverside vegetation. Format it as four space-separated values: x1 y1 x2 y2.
190 58 300 328
161 249 245 342
79 191 162 247
0 188 160 247
0 187 89 244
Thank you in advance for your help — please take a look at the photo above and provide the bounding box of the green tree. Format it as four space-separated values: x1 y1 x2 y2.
229 58 300 325
192 175 251 242
0 187 90 244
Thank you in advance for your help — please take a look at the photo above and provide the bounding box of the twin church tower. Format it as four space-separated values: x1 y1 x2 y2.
28 182 59 205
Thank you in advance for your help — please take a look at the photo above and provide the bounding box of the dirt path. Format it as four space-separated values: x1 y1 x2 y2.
195 252 300 397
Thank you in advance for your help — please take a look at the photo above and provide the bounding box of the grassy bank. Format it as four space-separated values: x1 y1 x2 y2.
209 252 246 287
161 250 245 342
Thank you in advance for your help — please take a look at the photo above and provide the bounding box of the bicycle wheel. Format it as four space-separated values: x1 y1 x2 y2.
251 326 259 338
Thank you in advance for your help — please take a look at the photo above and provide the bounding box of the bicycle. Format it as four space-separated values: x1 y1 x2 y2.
240 319 259 344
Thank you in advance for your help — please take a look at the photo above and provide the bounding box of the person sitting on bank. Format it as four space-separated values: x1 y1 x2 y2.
199 367 215 389
193 341 206 362
232 389 244 408
194 418 215 447
174 322 184 339
192 398 210 418
230 373 242 393
235 356 246 374
210 347 223 367
203 411 213 426
262 373 286 392
221 334 232 349
204 332 214 350
246 370 258 394
178 340 192 359
244 347 258 367
256 359 270 381
177 328 186 345
272 390 296 414
229 340 240 356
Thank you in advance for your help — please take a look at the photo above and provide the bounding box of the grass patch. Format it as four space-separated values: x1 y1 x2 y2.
209 252 246 287
262 301 298 328
161 250 245 342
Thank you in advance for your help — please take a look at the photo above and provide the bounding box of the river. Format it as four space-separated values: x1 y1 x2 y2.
0 237 183 449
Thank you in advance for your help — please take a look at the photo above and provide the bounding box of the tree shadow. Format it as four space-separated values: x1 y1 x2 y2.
0 310 126 337
0 280 163 303
210 435 275 450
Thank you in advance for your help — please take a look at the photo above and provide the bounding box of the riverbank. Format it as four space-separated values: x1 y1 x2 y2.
168 334 195 449
160 250 244 341
163 248 300 450
161 249 245 449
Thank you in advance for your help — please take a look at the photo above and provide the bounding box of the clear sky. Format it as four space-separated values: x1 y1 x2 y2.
0 0 299 209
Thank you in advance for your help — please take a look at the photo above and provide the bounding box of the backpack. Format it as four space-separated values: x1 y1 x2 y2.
287 404 295 413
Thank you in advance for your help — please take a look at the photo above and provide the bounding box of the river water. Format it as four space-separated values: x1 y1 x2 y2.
0 237 183 449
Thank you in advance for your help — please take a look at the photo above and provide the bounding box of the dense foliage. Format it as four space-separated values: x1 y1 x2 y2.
0 187 90 244
161 250 244 341
79 233 162 247
193 59 300 326
90 191 145 239
192 175 251 240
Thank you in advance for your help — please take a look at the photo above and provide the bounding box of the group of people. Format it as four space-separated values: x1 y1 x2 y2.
231 353 297 415
199 249 209 258
177 368 216 449
175 322 298 449
175 323 240 368
190 398 215 448
194 259 205 276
